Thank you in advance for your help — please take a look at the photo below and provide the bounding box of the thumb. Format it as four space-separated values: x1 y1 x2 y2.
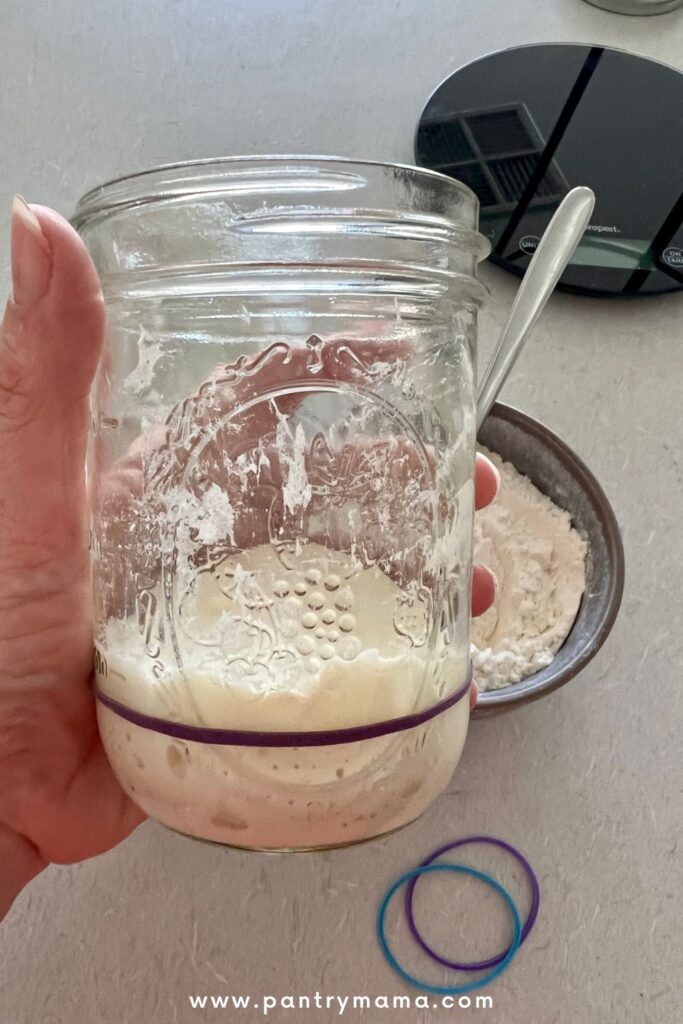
0 198 104 572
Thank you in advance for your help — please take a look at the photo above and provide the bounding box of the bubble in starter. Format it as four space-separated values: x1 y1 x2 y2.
338 636 361 661
302 612 318 629
321 608 336 625
338 613 355 633
335 587 354 611
294 581 308 596
296 636 316 656
307 591 325 610
305 568 322 585
273 580 289 598
324 573 340 591
319 643 335 660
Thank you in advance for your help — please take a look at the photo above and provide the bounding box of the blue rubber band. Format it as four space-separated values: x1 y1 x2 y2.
377 864 522 996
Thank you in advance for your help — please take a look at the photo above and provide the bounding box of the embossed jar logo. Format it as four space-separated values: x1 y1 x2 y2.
143 338 441 686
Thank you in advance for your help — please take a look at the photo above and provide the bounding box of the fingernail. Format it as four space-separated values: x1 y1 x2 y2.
11 196 52 306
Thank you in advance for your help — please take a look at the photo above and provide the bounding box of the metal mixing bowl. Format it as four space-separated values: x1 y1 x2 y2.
473 402 625 716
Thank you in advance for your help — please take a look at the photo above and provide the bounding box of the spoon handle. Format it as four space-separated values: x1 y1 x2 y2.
476 186 596 431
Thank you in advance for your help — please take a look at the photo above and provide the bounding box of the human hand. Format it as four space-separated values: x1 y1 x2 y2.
0 200 144 917
0 201 498 915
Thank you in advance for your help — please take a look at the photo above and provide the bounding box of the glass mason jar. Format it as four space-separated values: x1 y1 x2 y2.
74 157 489 851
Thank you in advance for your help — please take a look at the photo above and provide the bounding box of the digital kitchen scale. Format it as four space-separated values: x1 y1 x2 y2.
416 44 683 296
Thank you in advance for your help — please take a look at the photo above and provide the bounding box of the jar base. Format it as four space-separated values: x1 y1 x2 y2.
162 814 424 853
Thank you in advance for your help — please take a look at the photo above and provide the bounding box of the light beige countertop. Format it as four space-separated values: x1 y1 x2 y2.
1 2 681 1021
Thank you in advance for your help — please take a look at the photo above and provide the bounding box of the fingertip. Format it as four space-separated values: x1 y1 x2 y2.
29 204 103 304
3 204 105 400
475 452 500 511
469 681 478 711
472 563 497 617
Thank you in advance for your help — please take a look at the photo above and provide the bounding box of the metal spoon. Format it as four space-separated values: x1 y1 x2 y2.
476 186 596 431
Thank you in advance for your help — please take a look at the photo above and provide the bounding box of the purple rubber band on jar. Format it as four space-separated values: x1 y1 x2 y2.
94 669 471 748
404 836 540 971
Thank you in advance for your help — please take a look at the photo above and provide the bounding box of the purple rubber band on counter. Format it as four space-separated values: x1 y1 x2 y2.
404 836 540 971
94 670 471 748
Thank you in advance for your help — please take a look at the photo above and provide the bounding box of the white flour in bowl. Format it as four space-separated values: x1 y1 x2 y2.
472 448 588 691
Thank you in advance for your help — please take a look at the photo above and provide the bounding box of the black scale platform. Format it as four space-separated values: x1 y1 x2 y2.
416 44 683 296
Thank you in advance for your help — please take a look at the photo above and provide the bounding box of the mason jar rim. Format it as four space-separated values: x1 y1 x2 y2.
72 154 479 229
